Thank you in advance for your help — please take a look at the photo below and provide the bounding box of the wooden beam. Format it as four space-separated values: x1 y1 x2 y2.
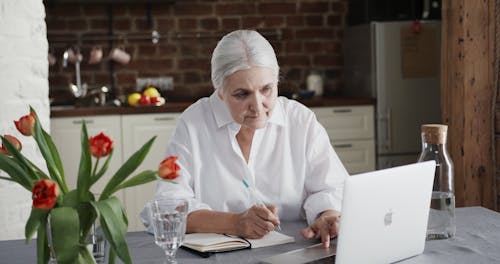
441 0 496 209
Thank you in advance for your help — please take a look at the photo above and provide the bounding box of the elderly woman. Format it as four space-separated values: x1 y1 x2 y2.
143 29 348 248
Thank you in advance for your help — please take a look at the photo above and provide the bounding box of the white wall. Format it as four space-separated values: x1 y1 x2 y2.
0 0 49 240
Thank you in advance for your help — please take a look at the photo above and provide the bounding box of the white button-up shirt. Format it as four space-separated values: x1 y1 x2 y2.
146 92 348 225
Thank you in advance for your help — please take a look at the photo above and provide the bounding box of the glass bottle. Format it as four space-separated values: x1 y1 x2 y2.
417 124 455 239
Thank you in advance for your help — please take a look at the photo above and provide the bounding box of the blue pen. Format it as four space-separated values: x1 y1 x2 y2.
242 179 282 231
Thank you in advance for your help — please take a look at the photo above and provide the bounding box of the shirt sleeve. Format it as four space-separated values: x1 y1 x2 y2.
303 114 349 225
140 118 212 233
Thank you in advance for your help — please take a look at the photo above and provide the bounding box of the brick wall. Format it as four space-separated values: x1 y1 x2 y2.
0 0 50 240
46 0 347 104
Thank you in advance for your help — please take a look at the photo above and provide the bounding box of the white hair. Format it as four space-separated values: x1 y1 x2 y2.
211 30 280 90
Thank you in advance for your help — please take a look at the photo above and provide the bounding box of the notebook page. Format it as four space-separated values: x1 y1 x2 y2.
247 231 295 248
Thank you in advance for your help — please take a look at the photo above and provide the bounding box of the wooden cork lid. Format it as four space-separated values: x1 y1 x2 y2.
421 124 448 144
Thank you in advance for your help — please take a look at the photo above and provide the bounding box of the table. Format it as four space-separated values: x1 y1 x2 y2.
1 207 500 263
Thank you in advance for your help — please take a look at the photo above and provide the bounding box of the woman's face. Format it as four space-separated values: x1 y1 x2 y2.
219 66 278 129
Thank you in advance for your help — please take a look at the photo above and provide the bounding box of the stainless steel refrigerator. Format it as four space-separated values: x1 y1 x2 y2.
342 21 442 169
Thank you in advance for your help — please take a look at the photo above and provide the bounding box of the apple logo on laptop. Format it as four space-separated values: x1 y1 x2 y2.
384 209 394 226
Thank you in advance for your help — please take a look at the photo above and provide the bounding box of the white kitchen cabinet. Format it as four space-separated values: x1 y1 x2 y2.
50 115 124 200
312 105 376 174
121 113 181 231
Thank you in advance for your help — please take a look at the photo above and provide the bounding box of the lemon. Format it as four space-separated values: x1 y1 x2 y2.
143 87 160 98
127 93 142 106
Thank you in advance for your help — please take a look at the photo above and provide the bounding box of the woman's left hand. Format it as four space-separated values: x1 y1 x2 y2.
300 210 341 248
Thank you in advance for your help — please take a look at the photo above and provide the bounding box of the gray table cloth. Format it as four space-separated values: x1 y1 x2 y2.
1 206 499 263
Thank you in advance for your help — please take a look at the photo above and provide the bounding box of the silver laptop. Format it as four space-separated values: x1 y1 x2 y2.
261 161 436 264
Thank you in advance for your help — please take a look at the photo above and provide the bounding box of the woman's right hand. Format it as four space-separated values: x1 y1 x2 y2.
234 205 280 239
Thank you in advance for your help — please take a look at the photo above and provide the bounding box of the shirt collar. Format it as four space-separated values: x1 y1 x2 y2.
209 91 286 128
210 91 234 128
268 97 285 127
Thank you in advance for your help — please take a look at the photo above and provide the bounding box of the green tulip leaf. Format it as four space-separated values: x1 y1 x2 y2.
112 170 157 193
62 190 96 239
100 136 156 199
42 129 67 187
79 201 98 240
77 121 92 201
26 158 49 179
108 247 117 264
31 107 67 193
0 176 16 182
91 197 131 264
50 207 80 264
0 151 33 190
61 190 78 208
78 244 97 263
36 218 50 264
25 208 49 244
1 136 40 182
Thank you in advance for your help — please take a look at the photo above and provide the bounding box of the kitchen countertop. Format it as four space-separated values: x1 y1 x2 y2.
50 97 375 118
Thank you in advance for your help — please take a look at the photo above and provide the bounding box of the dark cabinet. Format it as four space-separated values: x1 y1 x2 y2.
347 0 441 25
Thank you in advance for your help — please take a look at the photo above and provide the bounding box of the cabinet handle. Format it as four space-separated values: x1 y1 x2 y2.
333 143 352 148
154 117 175 121
72 120 94 124
333 109 352 113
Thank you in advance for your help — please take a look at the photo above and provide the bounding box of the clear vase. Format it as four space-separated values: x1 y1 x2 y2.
46 216 57 264
86 219 107 264
46 215 106 264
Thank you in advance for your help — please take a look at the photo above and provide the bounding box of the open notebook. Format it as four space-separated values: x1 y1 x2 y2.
182 231 295 256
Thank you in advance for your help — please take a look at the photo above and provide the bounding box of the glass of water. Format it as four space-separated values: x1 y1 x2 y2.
150 198 188 264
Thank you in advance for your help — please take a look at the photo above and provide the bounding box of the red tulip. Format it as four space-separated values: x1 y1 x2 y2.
89 132 114 158
14 112 36 136
158 156 180 180
32 179 59 210
1 135 22 156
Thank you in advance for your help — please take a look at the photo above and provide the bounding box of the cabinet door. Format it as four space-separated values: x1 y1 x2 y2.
121 113 180 232
311 105 376 174
50 116 124 200
312 105 374 141
332 139 376 174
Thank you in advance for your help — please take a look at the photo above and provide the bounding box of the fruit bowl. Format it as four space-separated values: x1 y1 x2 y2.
128 86 165 107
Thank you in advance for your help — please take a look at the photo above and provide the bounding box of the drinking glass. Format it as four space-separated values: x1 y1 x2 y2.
150 198 188 264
